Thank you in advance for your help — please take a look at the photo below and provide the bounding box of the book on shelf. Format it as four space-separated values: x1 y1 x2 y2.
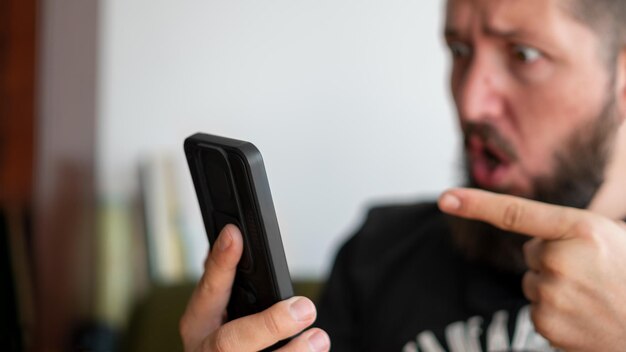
138 154 187 284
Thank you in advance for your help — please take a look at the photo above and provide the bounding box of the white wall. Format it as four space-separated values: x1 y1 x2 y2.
98 0 460 279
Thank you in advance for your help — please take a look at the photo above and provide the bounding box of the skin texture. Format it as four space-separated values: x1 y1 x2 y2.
180 0 626 350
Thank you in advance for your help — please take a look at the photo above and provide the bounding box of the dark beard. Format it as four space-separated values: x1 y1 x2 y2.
450 95 619 274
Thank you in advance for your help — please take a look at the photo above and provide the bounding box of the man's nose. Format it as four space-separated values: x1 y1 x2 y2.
456 58 505 123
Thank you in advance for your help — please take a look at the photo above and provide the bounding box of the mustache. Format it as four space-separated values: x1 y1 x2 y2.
462 122 518 162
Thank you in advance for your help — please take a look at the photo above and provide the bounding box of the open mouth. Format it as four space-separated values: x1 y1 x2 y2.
483 143 509 170
484 146 501 170
468 136 513 189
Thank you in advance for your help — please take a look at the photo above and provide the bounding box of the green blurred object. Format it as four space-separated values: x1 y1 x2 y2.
122 279 322 352
293 279 324 303
122 284 192 352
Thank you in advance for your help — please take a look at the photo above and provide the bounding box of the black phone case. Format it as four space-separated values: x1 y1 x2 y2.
184 133 294 347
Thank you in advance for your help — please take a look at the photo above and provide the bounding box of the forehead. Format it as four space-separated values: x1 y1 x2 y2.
445 0 570 36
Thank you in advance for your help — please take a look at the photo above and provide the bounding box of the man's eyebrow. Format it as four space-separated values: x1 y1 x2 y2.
444 26 530 40
483 26 525 39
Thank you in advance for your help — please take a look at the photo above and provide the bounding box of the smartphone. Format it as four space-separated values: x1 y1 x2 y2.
184 133 294 332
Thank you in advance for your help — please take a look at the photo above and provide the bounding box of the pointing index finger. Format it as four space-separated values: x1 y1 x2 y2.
438 188 587 241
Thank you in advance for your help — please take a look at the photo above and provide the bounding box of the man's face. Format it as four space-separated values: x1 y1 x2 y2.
444 0 623 272
445 0 618 201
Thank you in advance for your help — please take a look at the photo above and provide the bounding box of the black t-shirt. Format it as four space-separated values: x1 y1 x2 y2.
316 202 556 351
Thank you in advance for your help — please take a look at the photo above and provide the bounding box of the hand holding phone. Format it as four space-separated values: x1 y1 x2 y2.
179 224 329 352
181 133 330 352
184 132 293 319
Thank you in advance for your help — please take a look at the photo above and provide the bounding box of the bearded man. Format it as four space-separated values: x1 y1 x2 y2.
179 0 626 351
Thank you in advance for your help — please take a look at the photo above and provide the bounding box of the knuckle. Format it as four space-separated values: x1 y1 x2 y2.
571 218 601 242
530 304 554 341
200 260 235 297
553 211 574 238
571 219 609 253
211 328 233 352
208 250 229 272
529 305 542 328
534 283 549 303
199 273 219 296
532 319 552 342
539 251 567 278
502 201 523 231
538 248 556 271
536 230 580 273
263 310 284 338
572 219 593 237
523 238 540 261
179 315 192 341
536 283 561 309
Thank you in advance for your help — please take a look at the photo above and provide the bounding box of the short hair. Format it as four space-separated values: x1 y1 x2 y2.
562 0 626 63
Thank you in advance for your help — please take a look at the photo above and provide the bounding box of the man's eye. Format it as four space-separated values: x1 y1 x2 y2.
511 45 542 63
448 42 471 58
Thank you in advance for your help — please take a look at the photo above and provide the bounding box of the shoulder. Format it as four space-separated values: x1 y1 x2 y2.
336 200 452 267
357 201 443 239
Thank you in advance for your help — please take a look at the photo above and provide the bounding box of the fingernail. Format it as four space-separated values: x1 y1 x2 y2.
440 193 461 211
219 230 232 251
308 331 330 352
289 297 315 322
